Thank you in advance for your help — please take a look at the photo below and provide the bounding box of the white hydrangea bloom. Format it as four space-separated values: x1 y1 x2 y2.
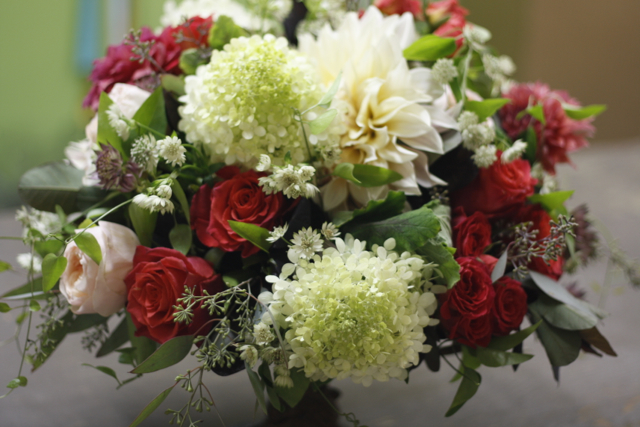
261 234 437 386
158 136 187 167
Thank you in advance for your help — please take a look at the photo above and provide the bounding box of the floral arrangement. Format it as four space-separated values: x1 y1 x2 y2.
3 0 636 425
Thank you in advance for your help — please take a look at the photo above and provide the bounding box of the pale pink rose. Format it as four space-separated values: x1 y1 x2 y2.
60 221 140 317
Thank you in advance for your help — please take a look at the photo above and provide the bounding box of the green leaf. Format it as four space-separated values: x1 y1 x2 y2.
6 376 27 389
97 317 129 357
529 307 581 367
403 34 456 61
488 320 541 351
426 200 453 247
309 109 338 135
0 303 10 313
128 202 157 247
528 191 574 212
74 232 103 265
527 104 546 125
491 251 508 282
34 240 64 258
1 278 46 300
131 335 193 374
161 74 185 96
445 367 481 417
246 363 267 414
128 385 175 427
464 98 510 122
274 368 310 408
317 72 342 107
227 220 272 253
416 238 460 288
132 87 167 137
169 224 192 256
126 313 157 366
31 310 73 370
208 15 247 50
258 361 274 387
529 271 602 321
67 313 108 333
332 163 403 188
82 364 121 385
474 347 534 367
0 261 11 272
18 161 85 214
171 180 191 225
580 327 617 357
179 48 207 75
41 254 67 292
336 191 406 229
97 92 124 155
29 299 41 312
461 346 481 370
563 104 606 120
524 126 537 162
266 386 282 412
529 293 597 330
349 206 440 253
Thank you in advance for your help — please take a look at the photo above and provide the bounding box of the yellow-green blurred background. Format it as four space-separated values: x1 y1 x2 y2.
1 0 639 208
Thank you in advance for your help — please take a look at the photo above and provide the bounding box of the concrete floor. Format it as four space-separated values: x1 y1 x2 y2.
1 139 639 427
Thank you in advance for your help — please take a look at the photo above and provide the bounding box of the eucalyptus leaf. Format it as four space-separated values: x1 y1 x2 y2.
74 232 103 265
67 314 108 333
1 278 45 300
128 385 175 427
563 104 606 120
464 98 510 122
41 254 67 292
403 34 456 61
529 308 581 367
18 162 85 214
337 191 405 229
317 72 342 107
580 327 617 357
491 251 508 282
445 367 481 417
487 320 541 351
169 224 192 255
529 293 598 330
461 346 481 370
332 163 403 188
228 221 272 253
132 335 193 374
97 317 129 357
309 109 338 135
82 364 121 385
529 272 602 321
128 202 157 247
32 310 73 370
474 347 533 367
274 368 310 408
246 363 267 414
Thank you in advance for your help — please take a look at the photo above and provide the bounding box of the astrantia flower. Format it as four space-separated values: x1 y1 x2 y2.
131 134 158 173
288 227 323 261
267 223 289 243
261 235 438 386
179 34 336 167
157 136 186 167
94 144 141 192
299 7 456 209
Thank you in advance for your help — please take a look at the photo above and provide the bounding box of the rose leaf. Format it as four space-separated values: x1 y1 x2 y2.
445 367 481 417
487 320 542 351
169 224 192 256
41 254 67 292
228 221 272 253
403 34 457 61
128 385 175 427
474 347 534 367
131 335 193 374
74 232 102 265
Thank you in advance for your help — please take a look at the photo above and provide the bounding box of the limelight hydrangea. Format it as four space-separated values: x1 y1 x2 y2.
179 34 339 167
260 235 438 386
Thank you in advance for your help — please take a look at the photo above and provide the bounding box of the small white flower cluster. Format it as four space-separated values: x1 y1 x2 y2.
16 253 42 274
260 234 439 386
132 180 174 215
257 155 319 199
266 223 289 243
15 206 64 243
131 134 158 173
501 140 528 164
458 111 498 168
157 136 187 167
239 322 294 387
431 58 459 86
106 104 132 140
463 24 492 49
483 53 516 96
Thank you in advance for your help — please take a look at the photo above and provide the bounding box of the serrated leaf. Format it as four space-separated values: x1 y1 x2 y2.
529 293 598 330
445 367 481 417
41 254 67 292
337 191 405 229
131 335 193 374
529 308 581 367
246 363 267 414
274 368 310 408
487 320 541 351
6 376 27 389
132 87 167 137
309 109 338 135
74 232 102 265
426 200 453 247
563 104 606 120
474 347 534 367
416 238 460 288
128 202 157 247
228 220 272 253
0 303 10 313
0 261 11 272
317 72 342 107
403 34 456 61
465 99 510 122
332 163 404 188
169 224 192 256
83 364 120 384
97 317 129 357
580 327 617 357
528 190 574 212
491 251 508 283
208 15 247 50
18 162 86 214
349 206 440 253
128 386 175 427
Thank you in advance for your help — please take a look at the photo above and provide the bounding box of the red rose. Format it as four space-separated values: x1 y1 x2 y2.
374 0 423 18
156 16 214 74
191 166 285 257
427 0 469 53
125 246 224 344
492 276 528 336
516 204 564 280
450 152 537 219
452 207 492 257
440 257 495 347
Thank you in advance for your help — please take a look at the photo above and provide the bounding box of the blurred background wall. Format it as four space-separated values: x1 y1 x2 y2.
1 0 638 209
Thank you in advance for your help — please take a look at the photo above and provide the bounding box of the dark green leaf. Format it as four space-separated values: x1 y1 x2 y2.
266 386 282 412
475 347 533 367
337 191 405 229
82 364 120 385
131 335 193 374
67 313 108 333
491 251 508 282
579 327 617 357
529 271 602 320
349 206 440 253
97 317 129 357
169 224 192 256
529 307 581 367
445 367 481 417
309 109 338 135
563 104 606 120
228 220 272 253
41 254 67 292
132 88 167 136
6 376 27 389
488 320 541 351
0 261 11 272
31 310 73 370
258 361 273 387
0 303 10 313
524 126 537 162
529 293 597 330
246 363 267 414
416 238 460 288
29 299 41 312
74 232 103 265
97 92 125 155
332 163 403 188
171 180 191 225
403 34 456 61
161 74 185 96
465 99 510 122
34 240 64 258
1 278 46 300
208 15 247 50
317 72 342 107
179 48 207 75
461 346 480 370
18 162 85 214
128 385 175 427
128 202 157 247
126 313 157 365
274 368 310 408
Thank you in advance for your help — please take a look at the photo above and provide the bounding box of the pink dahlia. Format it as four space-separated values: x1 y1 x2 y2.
500 82 595 174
